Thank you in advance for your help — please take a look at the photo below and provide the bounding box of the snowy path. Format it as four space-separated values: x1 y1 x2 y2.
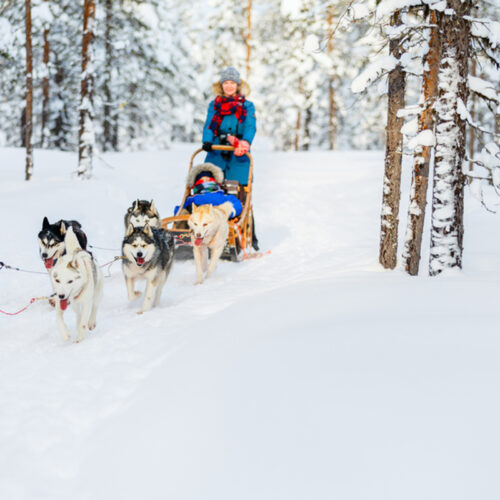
0 145 499 499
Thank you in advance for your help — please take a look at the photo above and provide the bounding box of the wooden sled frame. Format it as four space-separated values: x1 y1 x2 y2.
161 145 254 261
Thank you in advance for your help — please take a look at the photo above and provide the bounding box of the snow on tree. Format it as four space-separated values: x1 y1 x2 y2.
77 0 96 179
402 8 439 276
429 0 473 276
24 0 33 180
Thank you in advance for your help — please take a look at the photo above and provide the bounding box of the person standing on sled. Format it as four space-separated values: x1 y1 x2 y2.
201 66 259 250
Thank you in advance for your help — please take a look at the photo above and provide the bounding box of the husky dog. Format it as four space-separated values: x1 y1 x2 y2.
124 199 160 229
122 223 174 314
50 227 103 343
188 202 235 284
38 217 88 270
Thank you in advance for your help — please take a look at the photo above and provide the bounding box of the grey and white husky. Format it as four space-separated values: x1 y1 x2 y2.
122 222 174 314
124 199 160 229
38 217 88 270
50 227 103 343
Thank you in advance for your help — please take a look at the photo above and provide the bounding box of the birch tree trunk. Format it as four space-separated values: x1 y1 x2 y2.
379 10 405 269
402 10 439 275
25 0 33 181
429 0 471 276
41 0 50 148
78 0 96 179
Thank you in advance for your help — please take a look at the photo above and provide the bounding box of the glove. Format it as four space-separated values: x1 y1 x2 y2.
234 140 250 157
202 142 213 152
226 134 239 147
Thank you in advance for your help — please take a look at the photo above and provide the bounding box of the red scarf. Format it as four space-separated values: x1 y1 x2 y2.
209 95 247 137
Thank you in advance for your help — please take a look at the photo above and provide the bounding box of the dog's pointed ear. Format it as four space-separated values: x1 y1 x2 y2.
150 200 157 214
43 217 49 229
135 199 140 210
65 226 82 254
144 222 153 238
60 222 66 235
125 223 134 237
192 203 198 212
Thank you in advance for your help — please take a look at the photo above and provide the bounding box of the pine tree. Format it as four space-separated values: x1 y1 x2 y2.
77 0 96 179
429 0 472 275
25 0 33 180
402 9 439 275
379 9 406 269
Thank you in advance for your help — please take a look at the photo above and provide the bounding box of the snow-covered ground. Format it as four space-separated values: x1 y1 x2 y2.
1 143 499 500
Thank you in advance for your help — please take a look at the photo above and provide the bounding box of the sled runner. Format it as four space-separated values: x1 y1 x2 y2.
161 145 254 262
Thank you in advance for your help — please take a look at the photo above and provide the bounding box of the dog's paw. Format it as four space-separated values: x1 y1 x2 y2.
88 321 96 331
61 332 70 342
128 291 142 301
137 310 144 315
49 297 56 308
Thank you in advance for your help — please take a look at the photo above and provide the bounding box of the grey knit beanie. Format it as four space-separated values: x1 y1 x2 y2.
219 67 241 85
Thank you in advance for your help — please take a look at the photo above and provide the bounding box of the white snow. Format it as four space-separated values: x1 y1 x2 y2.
408 129 436 149
351 55 398 93
1 143 500 499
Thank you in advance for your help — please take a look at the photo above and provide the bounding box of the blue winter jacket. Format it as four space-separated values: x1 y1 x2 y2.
202 99 257 185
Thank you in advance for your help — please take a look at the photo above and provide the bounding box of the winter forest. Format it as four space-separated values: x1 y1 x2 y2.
2 1 500 497
1 0 499 275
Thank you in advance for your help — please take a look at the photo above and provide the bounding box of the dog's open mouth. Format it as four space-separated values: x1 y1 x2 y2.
59 298 69 310
135 257 146 266
194 237 204 246
44 257 54 269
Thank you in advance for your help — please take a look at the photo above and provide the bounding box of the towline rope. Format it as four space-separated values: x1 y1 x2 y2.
0 261 47 275
0 294 55 316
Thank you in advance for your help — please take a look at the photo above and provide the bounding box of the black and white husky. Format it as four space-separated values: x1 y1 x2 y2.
50 227 103 343
124 200 160 229
38 217 88 270
122 223 174 314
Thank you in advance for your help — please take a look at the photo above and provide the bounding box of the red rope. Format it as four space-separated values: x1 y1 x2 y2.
0 296 50 316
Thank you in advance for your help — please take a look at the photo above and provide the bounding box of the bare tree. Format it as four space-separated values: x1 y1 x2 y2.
77 0 96 179
25 0 33 180
402 9 439 275
379 10 405 269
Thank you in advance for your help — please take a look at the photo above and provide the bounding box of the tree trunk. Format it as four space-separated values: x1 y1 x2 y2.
379 10 405 269
25 0 33 181
327 4 336 150
245 0 252 81
103 0 118 151
402 10 439 275
429 1 471 276
78 0 96 179
41 0 50 148
468 57 476 172
294 110 301 151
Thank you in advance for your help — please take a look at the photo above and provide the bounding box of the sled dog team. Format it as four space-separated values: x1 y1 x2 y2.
38 198 235 343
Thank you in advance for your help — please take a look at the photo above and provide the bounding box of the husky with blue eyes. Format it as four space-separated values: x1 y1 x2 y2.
50 227 103 343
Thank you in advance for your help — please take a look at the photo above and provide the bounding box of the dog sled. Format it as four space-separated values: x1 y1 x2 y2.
161 145 254 262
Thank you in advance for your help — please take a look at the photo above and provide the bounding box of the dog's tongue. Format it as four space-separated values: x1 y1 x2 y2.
136 257 145 265
194 237 204 246
59 298 68 310
44 257 54 269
